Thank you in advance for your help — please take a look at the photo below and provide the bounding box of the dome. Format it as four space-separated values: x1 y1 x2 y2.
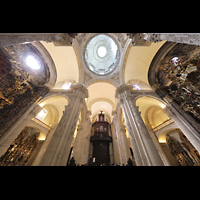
84 34 119 76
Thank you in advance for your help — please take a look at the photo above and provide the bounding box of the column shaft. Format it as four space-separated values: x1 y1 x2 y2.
116 85 164 166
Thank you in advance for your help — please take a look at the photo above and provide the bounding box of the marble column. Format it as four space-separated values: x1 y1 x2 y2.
79 110 92 165
145 123 171 166
72 124 83 164
116 85 164 166
120 124 131 163
73 109 92 165
39 84 88 166
110 119 121 165
112 111 124 165
112 110 131 165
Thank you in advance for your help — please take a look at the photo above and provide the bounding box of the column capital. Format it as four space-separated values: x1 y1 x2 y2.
115 84 133 98
71 84 88 99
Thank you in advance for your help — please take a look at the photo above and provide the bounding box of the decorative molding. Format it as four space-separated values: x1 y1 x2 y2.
0 33 77 47
110 72 120 83
88 98 115 110
83 71 93 83
127 33 200 46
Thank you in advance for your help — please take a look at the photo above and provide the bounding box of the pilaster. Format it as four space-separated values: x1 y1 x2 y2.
112 106 131 165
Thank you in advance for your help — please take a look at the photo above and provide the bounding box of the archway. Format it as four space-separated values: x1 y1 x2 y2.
87 82 116 122
38 95 69 123
136 96 169 128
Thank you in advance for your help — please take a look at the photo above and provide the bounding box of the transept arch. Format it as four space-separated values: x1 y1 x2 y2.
87 82 116 122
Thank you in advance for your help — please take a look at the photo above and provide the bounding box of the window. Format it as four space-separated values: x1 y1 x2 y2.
62 82 71 90
133 84 141 90
36 109 48 121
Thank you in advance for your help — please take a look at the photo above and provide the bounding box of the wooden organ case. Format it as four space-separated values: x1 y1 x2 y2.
90 111 112 166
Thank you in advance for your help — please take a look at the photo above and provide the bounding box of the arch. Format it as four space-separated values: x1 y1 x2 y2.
144 105 169 129
91 111 111 123
37 95 69 123
148 42 177 87
90 101 113 121
40 104 58 126
88 98 115 110
157 127 179 144
53 79 77 89
136 96 168 126
85 78 119 88
87 82 116 121
87 82 116 101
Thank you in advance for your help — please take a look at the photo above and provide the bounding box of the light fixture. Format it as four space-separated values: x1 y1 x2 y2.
25 55 41 70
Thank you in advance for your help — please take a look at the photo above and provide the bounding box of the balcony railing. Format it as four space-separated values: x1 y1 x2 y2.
152 119 174 132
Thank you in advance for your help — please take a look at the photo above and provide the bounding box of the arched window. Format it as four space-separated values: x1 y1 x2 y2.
36 109 48 121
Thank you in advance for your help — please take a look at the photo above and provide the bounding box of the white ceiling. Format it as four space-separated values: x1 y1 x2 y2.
87 82 116 119
41 41 79 85
124 41 165 84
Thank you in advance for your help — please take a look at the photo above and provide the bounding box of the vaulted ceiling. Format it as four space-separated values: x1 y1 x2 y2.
40 34 166 122
124 41 165 84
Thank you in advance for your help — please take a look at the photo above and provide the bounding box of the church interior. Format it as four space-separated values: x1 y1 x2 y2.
0 33 200 166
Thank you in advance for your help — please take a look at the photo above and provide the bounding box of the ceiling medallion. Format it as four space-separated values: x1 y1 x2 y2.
84 34 119 76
